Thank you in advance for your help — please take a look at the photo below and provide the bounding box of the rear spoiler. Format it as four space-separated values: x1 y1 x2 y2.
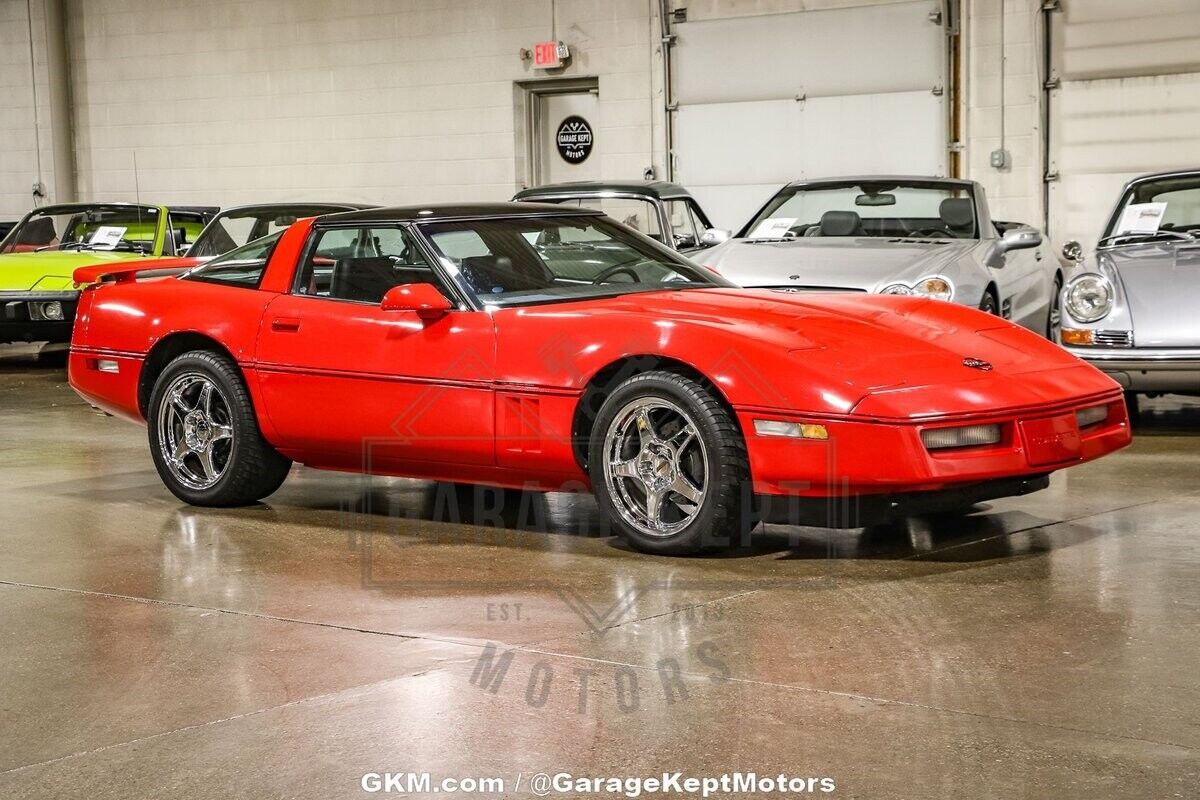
73 257 198 286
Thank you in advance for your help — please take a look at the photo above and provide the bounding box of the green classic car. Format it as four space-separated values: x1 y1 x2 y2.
0 203 213 344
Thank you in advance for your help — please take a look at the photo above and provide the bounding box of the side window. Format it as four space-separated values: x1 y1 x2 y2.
665 200 701 248
167 213 208 255
296 226 447 304
184 231 283 289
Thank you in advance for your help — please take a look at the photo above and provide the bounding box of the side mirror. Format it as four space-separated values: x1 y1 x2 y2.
700 228 731 246
998 227 1042 254
380 283 453 320
1062 240 1083 262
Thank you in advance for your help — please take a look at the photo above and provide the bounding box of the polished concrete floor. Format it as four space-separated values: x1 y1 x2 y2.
0 343 1198 799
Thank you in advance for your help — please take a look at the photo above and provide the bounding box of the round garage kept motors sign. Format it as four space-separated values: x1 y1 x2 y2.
555 116 594 164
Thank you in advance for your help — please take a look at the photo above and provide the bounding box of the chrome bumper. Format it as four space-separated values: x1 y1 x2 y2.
1065 346 1200 392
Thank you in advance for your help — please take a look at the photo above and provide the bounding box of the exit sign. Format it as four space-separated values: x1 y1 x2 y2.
533 40 568 69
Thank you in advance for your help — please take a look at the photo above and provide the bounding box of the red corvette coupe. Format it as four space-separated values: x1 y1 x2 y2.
69 204 1131 554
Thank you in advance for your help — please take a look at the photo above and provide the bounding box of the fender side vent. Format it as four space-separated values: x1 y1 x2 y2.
500 395 542 454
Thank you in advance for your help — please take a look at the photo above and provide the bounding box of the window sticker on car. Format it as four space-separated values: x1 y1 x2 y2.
89 226 128 249
749 217 797 238
1116 202 1167 235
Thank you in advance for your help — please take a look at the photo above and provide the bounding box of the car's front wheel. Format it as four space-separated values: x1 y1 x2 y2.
589 371 753 554
148 351 291 506
1124 391 1141 420
1046 275 1063 341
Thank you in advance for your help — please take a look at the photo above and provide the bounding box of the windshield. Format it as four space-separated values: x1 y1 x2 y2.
1101 174 1200 246
742 182 977 241
183 232 283 288
526 197 666 242
419 214 727 307
188 205 354 259
1 205 161 254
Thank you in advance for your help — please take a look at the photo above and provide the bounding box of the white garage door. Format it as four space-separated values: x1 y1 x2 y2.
1048 0 1200 251
671 1 948 231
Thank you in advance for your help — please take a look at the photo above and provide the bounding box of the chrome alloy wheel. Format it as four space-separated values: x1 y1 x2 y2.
156 372 234 491
602 397 708 538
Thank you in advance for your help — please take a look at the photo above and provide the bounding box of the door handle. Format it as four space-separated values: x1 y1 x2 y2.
271 317 301 333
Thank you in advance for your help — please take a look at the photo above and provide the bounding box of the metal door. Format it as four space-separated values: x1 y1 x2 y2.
535 89 601 186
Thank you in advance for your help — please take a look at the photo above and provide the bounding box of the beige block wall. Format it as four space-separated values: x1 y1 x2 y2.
1 0 57 217
1 0 1053 230
964 0 1046 231
3 0 668 215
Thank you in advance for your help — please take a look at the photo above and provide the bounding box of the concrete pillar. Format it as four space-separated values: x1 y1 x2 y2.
41 0 75 203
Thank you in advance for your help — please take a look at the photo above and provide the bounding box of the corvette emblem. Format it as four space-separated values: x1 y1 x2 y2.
963 357 993 371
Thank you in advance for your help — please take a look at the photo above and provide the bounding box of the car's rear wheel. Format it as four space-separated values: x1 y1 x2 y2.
148 351 291 506
589 371 753 554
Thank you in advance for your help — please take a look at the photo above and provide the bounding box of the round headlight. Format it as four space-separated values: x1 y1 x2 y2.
880 283 912 295
41 301 64 321
911 275 954 302
1065 273 1113 323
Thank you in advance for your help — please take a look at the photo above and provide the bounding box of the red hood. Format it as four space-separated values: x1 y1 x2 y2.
497 288 1115 419
73 256 199 285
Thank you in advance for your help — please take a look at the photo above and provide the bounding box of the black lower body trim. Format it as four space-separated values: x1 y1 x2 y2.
756 474 1051 529
0 320 74 344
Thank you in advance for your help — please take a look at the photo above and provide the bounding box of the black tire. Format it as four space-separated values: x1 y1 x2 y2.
588 370 753 554
147 351 291 506
1124 391 1141 421
37 344 69 367
1046 275 1063 341
979 289 1000 316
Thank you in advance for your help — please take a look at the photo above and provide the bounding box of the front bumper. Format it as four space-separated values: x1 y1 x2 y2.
1064 346 1200 392
738 389 1130 525
0 291 79 344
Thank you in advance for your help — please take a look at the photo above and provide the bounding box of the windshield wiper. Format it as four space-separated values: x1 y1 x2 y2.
36 241 98 252
1098 229 1196 247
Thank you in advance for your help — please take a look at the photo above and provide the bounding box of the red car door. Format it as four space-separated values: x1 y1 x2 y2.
253 224 496 470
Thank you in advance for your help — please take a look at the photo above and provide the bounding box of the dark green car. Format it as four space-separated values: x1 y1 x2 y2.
514 180 728 253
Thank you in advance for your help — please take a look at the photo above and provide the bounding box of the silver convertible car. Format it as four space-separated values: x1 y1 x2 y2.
1058 168 1200 402
701 177 1060 337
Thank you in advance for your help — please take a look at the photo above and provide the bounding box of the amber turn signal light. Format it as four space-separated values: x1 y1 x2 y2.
1060 328 1095 346
753 420 829 440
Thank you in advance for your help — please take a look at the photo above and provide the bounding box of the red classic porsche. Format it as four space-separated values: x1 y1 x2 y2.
69 203 1131 553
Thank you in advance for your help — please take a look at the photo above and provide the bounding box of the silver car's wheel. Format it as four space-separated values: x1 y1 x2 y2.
602 397 708 538
156 372 234 491
979 290 999 316
1047 276 1063 341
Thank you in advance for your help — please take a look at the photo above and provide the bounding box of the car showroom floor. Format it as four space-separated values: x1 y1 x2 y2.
0 345 1197 799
